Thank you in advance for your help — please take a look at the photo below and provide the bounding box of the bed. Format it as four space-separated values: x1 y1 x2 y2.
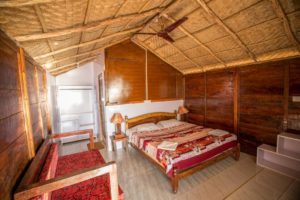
125 112 240 193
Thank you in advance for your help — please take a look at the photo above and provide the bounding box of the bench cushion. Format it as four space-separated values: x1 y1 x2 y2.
51 150 124 200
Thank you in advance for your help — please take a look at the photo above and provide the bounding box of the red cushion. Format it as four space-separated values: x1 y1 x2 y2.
51 150 124 200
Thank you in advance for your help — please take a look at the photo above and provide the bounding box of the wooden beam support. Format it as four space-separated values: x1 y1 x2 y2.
163 14 227 67
233 69 240 135
195 0 257 62
17 48 35 158
42 71 52 135
269 0 300 52
49 56 98 72
34 28 139 59
42 47 104 66
34 66 45 139
283 64 289 131
34 5 56 64
0 0 55 7
15 8 161 42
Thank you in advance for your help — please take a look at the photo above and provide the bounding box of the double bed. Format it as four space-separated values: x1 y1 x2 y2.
125 112 240 193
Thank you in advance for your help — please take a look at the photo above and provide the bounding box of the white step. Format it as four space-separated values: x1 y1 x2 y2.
257 144 300 180
277 132 300 160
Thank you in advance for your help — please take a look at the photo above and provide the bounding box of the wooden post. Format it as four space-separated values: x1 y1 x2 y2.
233 69 240 135
109 163 119 200
43 71 52 134
204 72 207 126
283 64 289 131
172 168 179 193
17 48 35 158
34 66 45 139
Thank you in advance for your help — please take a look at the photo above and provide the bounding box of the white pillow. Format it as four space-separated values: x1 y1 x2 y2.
131 123 161 132
157 119 184 128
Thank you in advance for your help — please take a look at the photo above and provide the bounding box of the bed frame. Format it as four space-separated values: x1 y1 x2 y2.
125 112 240 193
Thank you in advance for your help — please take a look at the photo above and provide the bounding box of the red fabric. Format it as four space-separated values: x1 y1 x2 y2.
167 141 237 177
51 150 124 200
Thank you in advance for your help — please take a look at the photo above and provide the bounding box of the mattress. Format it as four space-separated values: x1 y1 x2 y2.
129 123 237 177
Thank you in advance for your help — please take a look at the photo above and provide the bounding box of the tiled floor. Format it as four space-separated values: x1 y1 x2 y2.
60 140 300 200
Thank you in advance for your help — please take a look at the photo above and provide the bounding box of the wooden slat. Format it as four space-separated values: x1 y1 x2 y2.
17 48 35 158
269 0 300 52
15 8 162 42
233 69 239 135
34 27 140 59
283 64 289 131
42 71 52 134
0 0 54 7
195 0 257 62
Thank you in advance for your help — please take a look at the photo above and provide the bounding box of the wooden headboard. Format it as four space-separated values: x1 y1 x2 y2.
125 112 177 130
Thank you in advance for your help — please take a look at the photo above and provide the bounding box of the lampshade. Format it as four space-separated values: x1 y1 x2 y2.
178 106 189 114
110 113 124 124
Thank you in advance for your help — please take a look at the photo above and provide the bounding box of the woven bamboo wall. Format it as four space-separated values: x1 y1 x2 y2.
0 0 299 75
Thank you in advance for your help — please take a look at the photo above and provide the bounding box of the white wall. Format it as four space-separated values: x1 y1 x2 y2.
105 100 184 151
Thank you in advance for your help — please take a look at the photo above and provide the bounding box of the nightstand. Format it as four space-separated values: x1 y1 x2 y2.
110 133 128 152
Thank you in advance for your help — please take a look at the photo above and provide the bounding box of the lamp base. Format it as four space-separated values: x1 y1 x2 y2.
114 133 125 139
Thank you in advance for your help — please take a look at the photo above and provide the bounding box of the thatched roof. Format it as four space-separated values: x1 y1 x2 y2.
0 0 299 75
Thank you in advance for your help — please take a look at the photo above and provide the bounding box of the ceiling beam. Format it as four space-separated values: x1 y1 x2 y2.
34 27 141 59
269 0 300 52
15 7 162 42
42 47 104 66
34 5 56 66
163 13 227 67
194 0 257 62
49 56 97 72
0 0 55 7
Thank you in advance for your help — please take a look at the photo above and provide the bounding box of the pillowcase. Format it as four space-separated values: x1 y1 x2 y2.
131 123 161 132
157 119 184 128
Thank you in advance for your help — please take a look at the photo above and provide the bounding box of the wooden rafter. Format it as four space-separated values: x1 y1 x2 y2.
163 14 227 67
0 0 55 7
75 0 94 63
194 0 257 62
42 47 104 66
34 5 56 65
148 27 201 69
269 0 300 51
88 0 129 58
34 27 140 59
49 56 98 72
123 0 152 30
15 7 162 42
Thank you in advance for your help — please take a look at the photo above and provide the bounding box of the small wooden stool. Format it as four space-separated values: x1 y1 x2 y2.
110 134 128 152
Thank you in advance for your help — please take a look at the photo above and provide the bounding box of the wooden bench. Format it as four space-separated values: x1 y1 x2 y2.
14 129 123 200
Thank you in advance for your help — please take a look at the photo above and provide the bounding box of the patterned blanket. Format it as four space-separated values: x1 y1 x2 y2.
129 123 237 177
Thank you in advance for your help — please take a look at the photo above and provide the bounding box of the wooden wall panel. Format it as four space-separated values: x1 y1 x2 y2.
239 63 284 154
288 60 300 132
185 73 205 125
206 70 234 132
25 61 43 150
148 51 183 100
105 40 145 104
105 40 183 104
0 31 30 200
184 58 300 155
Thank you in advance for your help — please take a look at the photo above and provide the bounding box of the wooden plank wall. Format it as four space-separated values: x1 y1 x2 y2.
105 40 183 105
184 58 300 155
148 51 183 101
0 30 50 199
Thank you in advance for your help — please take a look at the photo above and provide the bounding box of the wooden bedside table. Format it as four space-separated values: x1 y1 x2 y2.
110 133 128 152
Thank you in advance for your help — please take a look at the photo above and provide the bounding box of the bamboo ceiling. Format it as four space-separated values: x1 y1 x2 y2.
0 0 299 75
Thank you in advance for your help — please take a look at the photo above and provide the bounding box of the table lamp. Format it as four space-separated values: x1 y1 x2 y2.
178 106 189 121
110 112 124 137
